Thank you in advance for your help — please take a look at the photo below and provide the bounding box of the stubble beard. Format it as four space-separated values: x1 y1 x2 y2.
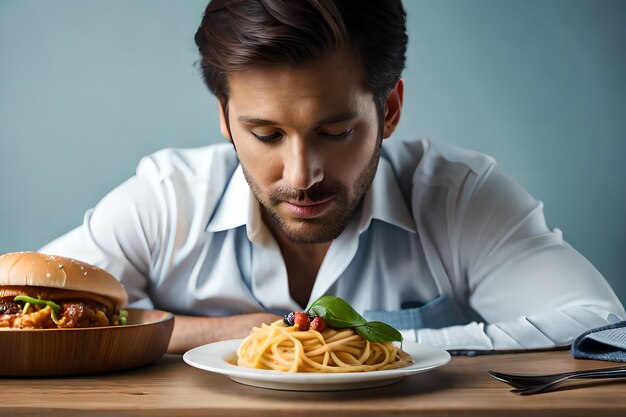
242 141 382 245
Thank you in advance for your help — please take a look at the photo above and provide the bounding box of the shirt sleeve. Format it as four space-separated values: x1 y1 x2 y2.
39 172 163 306
415 164 625 351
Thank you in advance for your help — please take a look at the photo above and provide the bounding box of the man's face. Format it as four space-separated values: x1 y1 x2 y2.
220 53 399 244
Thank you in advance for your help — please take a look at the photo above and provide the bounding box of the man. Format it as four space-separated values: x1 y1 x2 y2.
42 0 624 354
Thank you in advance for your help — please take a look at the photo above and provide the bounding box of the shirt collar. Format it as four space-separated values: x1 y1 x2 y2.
206 157 416 236
206 165 249 232
358 157 416 234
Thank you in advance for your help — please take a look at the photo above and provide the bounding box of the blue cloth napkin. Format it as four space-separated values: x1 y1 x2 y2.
571 321 626 362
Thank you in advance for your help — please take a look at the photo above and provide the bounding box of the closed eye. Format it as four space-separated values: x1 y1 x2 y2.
251 129 353 142
251 131 283 142
322 129 353 141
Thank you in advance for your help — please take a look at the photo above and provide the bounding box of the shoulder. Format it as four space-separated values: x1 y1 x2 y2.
98 143 240 237
380 137 497 200
135 143 239 186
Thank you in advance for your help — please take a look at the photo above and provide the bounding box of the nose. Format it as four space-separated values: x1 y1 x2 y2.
283 137 324 190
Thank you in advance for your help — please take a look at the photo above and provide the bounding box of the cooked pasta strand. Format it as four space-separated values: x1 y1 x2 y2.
237 320 413 373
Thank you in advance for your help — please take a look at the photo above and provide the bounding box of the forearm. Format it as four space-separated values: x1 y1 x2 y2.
412 305 622 352
167 312 281 354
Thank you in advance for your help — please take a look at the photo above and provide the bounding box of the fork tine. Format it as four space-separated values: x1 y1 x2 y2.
487 370 559 388
512 383 555 395
494 368 626 394
512 372 623 395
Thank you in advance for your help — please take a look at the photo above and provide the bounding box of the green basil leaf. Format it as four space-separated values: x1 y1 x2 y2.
307 296 367 328
306 296 404 343
354 321 403 343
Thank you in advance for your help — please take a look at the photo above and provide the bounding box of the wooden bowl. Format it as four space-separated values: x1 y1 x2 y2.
0 308 174 377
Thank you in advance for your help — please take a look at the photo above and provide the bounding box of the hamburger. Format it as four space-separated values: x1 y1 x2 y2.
0 252 128 329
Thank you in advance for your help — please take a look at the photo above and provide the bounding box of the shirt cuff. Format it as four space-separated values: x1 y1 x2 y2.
416 322 494 351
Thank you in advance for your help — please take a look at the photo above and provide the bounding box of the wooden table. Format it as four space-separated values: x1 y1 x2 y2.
1 350 624 416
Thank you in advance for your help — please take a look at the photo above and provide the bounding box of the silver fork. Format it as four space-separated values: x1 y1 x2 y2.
488 366 626 395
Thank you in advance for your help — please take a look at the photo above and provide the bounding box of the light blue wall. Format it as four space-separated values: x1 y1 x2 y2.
1 1 624 303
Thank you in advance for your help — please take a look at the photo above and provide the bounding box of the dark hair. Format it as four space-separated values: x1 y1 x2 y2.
194 0 407 119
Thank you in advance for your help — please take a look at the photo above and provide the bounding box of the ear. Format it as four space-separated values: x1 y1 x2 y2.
217 99 232 141
382 78 404 139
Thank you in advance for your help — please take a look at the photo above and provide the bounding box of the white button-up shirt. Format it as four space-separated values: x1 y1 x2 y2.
41 138 625 351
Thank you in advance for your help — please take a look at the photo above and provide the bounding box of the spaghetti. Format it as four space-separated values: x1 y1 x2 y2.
236 320 413 373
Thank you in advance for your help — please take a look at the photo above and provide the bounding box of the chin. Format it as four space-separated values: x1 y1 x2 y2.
276 219 346 245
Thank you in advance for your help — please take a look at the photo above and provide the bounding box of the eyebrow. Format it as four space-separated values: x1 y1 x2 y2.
237 112 358 127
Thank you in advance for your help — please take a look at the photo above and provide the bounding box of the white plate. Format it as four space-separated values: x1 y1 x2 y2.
183 339 451 391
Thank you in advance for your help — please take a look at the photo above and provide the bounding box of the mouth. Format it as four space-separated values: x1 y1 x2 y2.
282 197 334 219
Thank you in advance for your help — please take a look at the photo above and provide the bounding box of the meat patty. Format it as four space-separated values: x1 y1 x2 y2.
0 297 117 328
